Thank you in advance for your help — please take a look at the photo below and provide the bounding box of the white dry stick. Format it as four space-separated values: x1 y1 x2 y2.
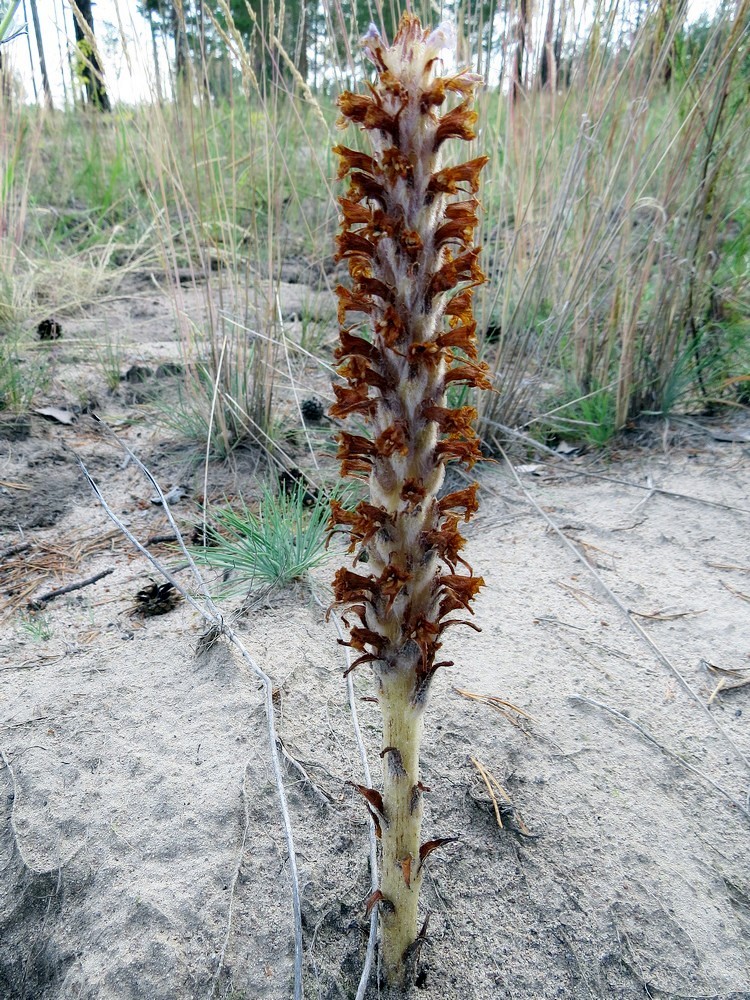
208 764 252 1000
501 449 750 791
312 588 379 1000
570 695 750 821
77 448 304 1000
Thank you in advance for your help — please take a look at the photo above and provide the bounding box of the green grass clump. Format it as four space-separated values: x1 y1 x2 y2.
18 611 52 642
539 381 619 448
0 342 48 412
195 482 333 594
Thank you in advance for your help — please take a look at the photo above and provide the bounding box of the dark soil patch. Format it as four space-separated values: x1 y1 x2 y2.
0 459 80 532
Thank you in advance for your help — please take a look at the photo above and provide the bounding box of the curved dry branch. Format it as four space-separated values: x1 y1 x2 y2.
312 588 379 1000
499 449 750 791
77 448 304 1000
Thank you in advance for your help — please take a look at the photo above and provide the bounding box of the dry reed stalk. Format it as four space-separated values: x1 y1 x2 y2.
329 14 489 987
475 2 750 442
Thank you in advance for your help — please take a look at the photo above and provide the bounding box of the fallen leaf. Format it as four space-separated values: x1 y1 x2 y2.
707 428 750 443
34 407 76 425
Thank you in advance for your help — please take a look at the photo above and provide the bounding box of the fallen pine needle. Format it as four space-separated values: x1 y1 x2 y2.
470 755 505 828
721 581 750 604
630 607 708 621
708 677 750 704
469 755 534 836
454 686 536 725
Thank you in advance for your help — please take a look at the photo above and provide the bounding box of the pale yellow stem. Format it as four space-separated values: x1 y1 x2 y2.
378 669 426 987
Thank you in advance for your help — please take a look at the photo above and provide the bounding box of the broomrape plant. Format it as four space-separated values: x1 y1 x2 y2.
329 14 490 988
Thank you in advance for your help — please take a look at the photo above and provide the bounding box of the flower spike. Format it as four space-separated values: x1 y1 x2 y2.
330 13 489 988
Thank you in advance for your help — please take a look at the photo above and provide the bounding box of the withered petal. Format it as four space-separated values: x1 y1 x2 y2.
400 479 427 504
407 341 444 366
436 322 478 359
436 572 485 617
334 329 383 365
420 79 447 111
375 305 407 348
356 276 394 304
444 288 475 325
375 421 409 457
381 147 413 181
434 102 478 148
349 624 389 652
339 197 373 227
428 248 485 300
438 483 480 521
435 212 479 249
348 171 386 207
435 437 484 469
332 566 377 602
337 91 377 123
422 403 477 437
336 231 378 262
428 156 489 196
421 517 467 568
330 382 378 420
443 360 493 391
342 651 380 677
336 284 373 323
333 144 377 180
338 431 377 464
337 355 389 391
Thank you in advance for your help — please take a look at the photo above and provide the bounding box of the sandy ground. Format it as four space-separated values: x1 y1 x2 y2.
1 276 749 999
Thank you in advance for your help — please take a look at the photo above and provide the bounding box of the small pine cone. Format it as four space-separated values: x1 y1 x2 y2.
301 397 325 422
132 581 182 617
37 318 62 341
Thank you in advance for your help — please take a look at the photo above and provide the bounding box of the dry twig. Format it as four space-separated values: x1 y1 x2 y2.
721 580 750 604
570 695 750 821
559 468 750 516
77 441 304 1000
502 448 750 781
29 567 115 609
629 607 707 621
454 686 535 730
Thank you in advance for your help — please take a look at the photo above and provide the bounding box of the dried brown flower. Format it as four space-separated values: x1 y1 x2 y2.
329 13 489 986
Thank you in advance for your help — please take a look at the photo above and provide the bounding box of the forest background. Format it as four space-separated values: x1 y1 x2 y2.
0 0 747 454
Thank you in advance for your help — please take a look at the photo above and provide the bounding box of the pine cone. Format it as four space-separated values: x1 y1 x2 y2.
301 396 325 422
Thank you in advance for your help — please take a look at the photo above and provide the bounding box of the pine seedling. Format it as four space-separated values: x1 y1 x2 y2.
329 15 490 989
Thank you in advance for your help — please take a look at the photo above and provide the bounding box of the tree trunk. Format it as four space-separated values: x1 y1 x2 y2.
172 4 189 91
71 0 111 110
29 0 53 107
21 0 39 103
0 50 10 105
295 0 309 84
512 0 528 103
540 0 556 89
147 9 163 103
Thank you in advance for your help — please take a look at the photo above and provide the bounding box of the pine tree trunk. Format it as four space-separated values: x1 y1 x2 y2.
29 0 53 108
71 0 111 111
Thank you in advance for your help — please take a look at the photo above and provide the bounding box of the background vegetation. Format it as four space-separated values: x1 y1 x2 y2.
1 0 748 453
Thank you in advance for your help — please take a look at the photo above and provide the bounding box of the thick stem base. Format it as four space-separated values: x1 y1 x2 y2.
378 670 425 988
